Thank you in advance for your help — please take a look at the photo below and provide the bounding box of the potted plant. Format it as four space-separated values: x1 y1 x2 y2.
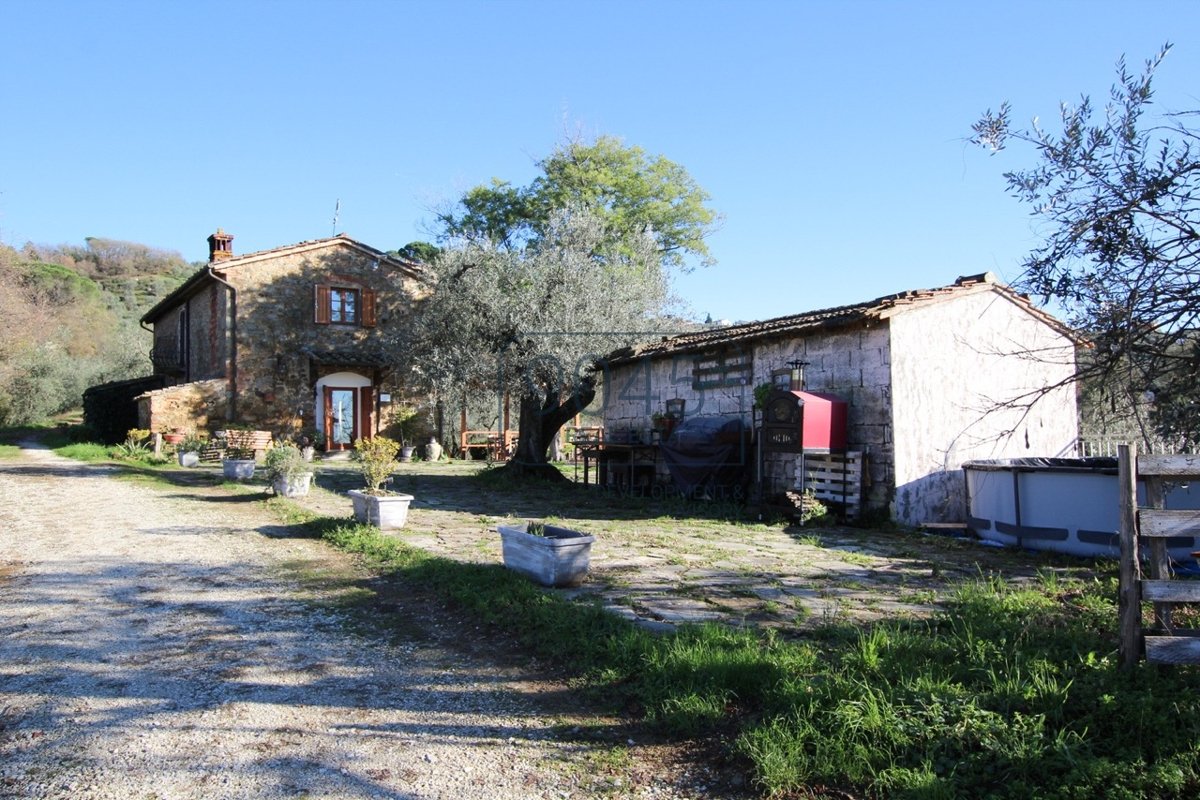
392 405 419 462
221 429 258 481
265 444 314 498
293 427 321 461
496 520 595 587
176 432 206 467
347 435 414 529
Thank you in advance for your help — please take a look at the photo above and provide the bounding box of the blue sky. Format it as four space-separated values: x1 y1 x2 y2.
2 0 1196 323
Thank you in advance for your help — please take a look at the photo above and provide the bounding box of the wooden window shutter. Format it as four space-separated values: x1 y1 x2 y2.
360 386 375 439
361 289 377 328
314 285 331 324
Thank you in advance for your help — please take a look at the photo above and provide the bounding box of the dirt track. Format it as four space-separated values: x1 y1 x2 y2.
0 444 702 799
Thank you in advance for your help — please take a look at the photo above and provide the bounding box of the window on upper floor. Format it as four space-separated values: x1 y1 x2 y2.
330 288 357 323
315 284 376 327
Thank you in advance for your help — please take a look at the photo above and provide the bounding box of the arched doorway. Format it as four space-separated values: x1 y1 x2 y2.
315 372 372 451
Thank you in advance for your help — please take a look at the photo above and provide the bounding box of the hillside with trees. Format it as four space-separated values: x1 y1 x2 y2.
0 238 194 426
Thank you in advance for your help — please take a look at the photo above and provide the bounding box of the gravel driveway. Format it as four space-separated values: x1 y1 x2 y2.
0 444 700 799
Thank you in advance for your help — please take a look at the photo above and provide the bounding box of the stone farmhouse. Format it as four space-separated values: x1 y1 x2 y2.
600 273 1081 525
138 230 427 450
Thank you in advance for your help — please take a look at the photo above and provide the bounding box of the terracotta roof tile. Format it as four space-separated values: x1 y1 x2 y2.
608 273 1078 364
303 348 392 368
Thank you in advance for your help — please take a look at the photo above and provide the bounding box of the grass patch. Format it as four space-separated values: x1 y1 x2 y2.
0 443 22 459
18 431 1200 798
300 514 1200 799
52 441 113 462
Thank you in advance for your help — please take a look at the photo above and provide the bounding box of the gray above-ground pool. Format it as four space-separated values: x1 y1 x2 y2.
963 457 1200 560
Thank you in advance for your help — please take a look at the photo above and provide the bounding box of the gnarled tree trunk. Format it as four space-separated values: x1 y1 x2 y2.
502 378 596 481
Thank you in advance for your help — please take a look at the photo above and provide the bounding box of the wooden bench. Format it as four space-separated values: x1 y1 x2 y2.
460 430 514 461
211 429 274 463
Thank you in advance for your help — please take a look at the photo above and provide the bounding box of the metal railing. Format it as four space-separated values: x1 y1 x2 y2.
1076 437 1176 458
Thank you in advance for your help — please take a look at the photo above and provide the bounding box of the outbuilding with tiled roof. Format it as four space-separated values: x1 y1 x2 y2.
598 273 1080 525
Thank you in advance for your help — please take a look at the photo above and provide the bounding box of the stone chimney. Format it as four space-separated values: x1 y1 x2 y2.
207 228 234 263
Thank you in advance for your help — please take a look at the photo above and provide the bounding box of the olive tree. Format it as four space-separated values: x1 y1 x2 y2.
412 206 668 477
413 136 718 475
972 45 1200 449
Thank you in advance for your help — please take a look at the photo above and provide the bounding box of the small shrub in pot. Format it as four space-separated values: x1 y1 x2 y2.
265 445 314 497
352 436 401 494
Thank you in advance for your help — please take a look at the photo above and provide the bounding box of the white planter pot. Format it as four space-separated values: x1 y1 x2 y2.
177 451 200 468
497 524 595 587
222 459 256 481
348 489 414 530
273 472 313 498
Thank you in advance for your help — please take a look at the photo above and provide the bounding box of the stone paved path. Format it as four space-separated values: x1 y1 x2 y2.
298 459 1083 634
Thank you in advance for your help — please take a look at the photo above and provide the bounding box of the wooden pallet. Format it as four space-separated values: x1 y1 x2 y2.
796 451 863 517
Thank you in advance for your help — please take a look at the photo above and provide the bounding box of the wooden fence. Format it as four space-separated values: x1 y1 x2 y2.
1117 444 1200 668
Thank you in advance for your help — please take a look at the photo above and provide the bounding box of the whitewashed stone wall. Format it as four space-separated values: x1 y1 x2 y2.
887 292 1077 524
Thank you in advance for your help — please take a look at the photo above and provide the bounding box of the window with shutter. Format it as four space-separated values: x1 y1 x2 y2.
330 288 358 323
315 283 376 327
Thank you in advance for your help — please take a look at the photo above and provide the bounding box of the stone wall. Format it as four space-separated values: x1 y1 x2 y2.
136 379 229 434
188 283 227 381
600 289 1079 524
151 282 228 385
600 324 895 511
224 244 422 433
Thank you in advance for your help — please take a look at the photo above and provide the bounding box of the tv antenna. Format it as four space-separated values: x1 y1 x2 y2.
331 199 340 237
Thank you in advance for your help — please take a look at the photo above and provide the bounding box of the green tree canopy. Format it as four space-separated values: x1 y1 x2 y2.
972 45 1200 449
414 136 719 474
390 241 441 264
0 244 148 426
437 135 719 271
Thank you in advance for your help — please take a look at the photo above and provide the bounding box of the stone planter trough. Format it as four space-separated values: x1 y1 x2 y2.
177 451 200 468
273 472 314 498
222 458 256 481
348 489 414 530
496 523 595 587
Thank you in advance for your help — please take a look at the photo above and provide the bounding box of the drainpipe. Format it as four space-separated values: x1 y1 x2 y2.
139 320 154 364
207 267 239 420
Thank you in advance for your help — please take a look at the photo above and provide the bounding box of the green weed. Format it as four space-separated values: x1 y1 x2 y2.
251 489 1200 799
52 441 111 461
